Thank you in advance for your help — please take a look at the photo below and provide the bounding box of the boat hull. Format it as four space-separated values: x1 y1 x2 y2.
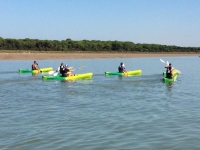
105 70 142 76
19 67 53 73
42 73 93 80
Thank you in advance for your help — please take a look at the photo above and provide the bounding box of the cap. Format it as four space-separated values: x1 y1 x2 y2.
65 64 68 67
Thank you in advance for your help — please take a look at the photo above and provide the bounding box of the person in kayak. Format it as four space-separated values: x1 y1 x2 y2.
32 61 40 70
118 62 126 73
62 64 75 77
56 63 65 74
165 63 173 78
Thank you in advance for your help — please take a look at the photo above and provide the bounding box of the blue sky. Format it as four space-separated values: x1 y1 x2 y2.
0 0 200 47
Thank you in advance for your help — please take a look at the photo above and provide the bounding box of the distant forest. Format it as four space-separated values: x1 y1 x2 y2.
0 37 200 52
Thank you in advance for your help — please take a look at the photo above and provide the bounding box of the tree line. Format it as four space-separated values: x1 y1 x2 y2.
0 37 199 52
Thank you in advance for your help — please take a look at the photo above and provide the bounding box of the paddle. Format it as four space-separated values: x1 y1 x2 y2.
160 59 181 74
48 67 75 75
79 66 86 69
160 59 169 66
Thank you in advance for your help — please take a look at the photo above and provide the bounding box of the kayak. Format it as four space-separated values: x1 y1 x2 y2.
19 67 53 73
163 73 178 82
163 69 180 76
105 70 142 76
42 73 93 80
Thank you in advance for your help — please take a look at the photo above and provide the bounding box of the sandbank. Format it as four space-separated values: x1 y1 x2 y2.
0 51 199 60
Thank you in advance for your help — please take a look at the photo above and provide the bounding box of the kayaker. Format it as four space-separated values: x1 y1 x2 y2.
165 63 173 78
32 61 40 70
118 62 126 73
62 64 75 77
56 63 65 74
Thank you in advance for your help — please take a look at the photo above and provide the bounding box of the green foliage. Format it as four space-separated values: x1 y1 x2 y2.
0 37 199 52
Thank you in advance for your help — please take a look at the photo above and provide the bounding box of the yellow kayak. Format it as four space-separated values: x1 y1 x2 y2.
105 70 142 76
42 73 93 80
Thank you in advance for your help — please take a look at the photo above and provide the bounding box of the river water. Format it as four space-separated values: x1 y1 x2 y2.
0 56 200 150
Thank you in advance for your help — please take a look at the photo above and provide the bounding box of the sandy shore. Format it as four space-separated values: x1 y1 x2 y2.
0 51 199 60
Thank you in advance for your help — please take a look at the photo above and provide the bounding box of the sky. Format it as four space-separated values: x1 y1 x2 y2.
0 0 200 47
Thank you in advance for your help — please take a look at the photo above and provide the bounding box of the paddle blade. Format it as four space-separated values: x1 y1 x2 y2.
176 70 181 74
48 71 55 75
53 72 59 76
160 59 165 64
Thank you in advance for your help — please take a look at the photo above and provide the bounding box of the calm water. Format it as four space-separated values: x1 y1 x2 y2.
0 56 200 150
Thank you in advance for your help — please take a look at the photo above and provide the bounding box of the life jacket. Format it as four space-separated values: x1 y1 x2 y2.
166 66 172 78
59 65 65 73
62 68 70 77
118 66 123 72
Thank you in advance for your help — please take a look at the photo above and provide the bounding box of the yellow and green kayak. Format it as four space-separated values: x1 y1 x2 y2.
19 67 53 73
105 70 142 76
163 73 178 82
42 73 93 80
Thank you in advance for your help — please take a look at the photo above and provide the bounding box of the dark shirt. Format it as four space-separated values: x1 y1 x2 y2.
62 68 70 77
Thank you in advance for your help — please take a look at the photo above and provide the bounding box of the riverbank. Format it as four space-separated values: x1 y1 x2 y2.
0 51 199 60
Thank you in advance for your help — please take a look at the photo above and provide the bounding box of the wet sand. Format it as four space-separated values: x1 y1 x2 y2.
0 51 199 60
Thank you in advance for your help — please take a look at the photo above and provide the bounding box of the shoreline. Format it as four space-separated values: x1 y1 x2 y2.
0 51 199 60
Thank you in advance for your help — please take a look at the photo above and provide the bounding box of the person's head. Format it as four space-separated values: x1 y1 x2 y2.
34 61 38 65
120 62 123 66
169 63 171 66
65 64 68 68
61 63 64 66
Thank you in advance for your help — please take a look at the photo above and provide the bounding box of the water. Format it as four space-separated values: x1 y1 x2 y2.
0 56 200 150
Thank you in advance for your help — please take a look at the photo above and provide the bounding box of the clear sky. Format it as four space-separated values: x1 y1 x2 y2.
0 0 200 47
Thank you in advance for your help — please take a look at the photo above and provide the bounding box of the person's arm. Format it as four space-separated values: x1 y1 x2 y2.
35 64 40 70
69 68 75 72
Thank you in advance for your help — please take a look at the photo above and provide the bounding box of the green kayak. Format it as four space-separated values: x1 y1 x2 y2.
105 70 142 76
19 67 53 73
163 73 178 82
42 73 93 80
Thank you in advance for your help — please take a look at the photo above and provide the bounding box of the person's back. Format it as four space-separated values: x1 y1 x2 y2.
118 62 125 72
32 61 39 70
57 63 65 74
165 63 173 78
